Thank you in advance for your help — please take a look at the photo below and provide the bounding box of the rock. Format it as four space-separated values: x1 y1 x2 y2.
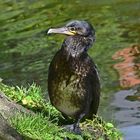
0 114 23 140
0 91 34 140
0 91 34 119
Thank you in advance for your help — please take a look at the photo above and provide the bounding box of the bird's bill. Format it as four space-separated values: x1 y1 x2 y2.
47 27 75 35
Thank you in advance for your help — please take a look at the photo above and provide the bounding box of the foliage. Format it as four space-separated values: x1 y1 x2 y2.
10 113 83 140
0 83 61 119
10 113 122 140
0 83 122 140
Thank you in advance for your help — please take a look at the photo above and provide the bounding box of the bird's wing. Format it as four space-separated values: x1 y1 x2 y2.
85 58 101 119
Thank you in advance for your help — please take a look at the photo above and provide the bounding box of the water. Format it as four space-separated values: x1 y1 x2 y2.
0 0 140 139
121 125 140 140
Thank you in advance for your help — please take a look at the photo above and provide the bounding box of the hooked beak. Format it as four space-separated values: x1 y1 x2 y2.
47 27 75 36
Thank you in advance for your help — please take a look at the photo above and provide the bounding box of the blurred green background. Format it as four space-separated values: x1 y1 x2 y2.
0 0 140 139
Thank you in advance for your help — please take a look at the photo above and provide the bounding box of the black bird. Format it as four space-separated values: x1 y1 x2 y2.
47 20 100 133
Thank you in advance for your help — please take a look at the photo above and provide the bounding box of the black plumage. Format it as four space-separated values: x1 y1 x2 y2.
47 20 100 133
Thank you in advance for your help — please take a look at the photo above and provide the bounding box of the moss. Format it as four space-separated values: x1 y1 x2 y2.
0 83 122 140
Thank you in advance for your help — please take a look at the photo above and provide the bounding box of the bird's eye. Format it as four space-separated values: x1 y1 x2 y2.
69 27 75 31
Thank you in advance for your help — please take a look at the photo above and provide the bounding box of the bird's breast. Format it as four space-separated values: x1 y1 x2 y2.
48 50 90 118
51 73 86 117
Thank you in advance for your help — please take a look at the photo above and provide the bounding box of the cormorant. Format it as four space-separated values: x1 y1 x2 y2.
47 20 100 133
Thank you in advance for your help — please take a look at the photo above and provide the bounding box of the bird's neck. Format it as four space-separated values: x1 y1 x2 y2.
62 36 93 58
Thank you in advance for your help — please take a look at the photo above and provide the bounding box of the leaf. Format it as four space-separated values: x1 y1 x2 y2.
106 123 114 128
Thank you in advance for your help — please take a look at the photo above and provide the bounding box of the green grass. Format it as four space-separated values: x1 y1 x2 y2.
0 82 122 140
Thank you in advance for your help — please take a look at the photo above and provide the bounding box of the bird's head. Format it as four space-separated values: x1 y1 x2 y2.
47 20 95 38
47 20 95 57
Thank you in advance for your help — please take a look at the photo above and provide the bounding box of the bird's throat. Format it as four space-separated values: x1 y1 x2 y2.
62 36 89 58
